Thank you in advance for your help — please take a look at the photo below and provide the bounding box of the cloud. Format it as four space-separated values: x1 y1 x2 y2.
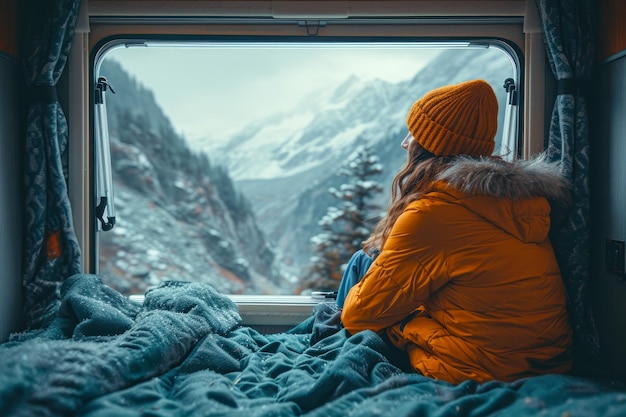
104 44 442 149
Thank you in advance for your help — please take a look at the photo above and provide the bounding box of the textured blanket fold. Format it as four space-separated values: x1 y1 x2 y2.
0 275 241 416
1 274 625 417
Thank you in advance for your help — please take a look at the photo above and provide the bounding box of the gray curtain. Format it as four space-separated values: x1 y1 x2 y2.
535 0 601 372
22 0 83 329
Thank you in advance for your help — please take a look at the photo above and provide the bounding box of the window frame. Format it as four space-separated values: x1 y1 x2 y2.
67 1 542 328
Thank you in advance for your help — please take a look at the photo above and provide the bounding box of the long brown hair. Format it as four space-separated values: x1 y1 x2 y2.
363 139 451 254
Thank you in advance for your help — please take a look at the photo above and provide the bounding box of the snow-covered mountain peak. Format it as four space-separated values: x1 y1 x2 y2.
214 75 399 181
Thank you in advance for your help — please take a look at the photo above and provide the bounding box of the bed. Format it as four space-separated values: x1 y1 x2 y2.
1 274 625 417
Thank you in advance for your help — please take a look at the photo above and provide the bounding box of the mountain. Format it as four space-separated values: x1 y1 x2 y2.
210 49 511 181
203 48 514 276
97 47 515 295
97 60 289 296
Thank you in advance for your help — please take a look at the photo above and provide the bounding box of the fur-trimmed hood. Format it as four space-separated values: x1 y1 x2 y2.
437 152 571 203
430 152 570 243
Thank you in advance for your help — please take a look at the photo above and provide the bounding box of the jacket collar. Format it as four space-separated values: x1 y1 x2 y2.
436 152 570 203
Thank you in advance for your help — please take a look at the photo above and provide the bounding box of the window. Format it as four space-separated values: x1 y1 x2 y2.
93 39 518 298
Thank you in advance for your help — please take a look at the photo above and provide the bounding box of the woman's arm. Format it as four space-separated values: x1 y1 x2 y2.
341 204 451 334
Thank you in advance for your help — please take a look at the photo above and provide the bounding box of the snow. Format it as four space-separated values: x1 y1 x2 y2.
220 79 383 181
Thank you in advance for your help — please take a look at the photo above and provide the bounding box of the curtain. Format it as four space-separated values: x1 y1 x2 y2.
534 0 601 372
22 0 83 329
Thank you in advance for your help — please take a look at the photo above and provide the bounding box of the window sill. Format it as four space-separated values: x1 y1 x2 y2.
128 294 329 326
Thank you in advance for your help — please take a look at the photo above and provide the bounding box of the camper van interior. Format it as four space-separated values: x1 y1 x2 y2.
2 0 626 415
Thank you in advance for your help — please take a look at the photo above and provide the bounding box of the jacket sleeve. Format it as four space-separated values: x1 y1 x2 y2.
341 203 451 334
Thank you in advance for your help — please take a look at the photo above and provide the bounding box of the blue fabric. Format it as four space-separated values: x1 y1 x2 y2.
21 0 83 329
336 249 374 308
535 0 600 370
1 277 625 417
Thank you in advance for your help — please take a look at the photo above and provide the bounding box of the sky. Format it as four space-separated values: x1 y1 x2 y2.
104 43 442 150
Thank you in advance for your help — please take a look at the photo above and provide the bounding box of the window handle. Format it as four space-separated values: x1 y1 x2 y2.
502 78 518 159
95 76 116 231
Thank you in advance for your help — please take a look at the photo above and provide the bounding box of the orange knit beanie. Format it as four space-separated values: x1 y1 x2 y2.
406 79 498 157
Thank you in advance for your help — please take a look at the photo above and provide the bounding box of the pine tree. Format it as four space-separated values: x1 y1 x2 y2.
304 144 384 292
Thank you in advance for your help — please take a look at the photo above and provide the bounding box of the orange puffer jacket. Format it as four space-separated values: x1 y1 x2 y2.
341 155 573 384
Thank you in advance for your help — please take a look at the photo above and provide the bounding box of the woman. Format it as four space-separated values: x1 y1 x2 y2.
340 79 573 384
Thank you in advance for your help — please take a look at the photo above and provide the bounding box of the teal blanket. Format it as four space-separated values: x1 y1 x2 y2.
1 275 624 416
